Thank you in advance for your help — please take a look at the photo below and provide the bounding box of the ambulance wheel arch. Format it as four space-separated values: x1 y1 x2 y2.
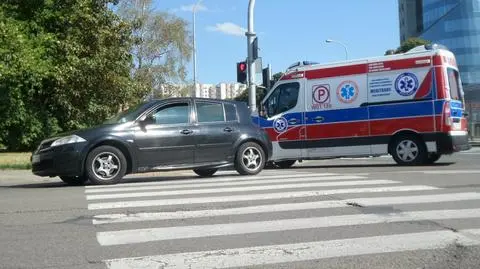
388 131 428 165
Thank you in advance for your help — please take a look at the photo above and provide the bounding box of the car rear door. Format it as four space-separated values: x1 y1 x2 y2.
193 100 240 164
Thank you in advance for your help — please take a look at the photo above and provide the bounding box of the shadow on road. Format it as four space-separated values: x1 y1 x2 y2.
292 162 456 170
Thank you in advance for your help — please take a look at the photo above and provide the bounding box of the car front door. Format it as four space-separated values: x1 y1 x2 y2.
134 101 196 168
193 101 240 164
261 81 305 160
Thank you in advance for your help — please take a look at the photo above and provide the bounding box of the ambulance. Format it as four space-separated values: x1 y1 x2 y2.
254 44 471 167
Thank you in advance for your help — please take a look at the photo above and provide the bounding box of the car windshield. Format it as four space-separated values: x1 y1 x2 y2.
103 101 156 124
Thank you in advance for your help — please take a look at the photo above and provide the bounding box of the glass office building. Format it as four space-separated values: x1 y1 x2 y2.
398 0 480 138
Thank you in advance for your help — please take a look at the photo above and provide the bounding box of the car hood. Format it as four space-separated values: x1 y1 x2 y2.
45 122 134 142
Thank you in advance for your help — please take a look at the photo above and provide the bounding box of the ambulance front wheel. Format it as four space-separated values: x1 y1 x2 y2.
390 135 427 166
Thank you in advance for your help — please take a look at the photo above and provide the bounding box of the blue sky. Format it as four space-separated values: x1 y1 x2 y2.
154 0 400 84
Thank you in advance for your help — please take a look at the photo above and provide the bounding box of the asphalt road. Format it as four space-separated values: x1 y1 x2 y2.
1 148 480 269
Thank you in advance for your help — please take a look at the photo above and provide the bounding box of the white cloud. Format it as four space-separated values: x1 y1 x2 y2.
179 3 208 12
206 22 246 37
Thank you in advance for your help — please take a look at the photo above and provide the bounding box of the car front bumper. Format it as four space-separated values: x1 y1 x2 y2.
31 142 87 177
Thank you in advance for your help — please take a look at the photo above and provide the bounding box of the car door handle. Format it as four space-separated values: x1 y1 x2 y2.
180 129 193 135
288 119 298 125
314 116 324 123
223 127 234 133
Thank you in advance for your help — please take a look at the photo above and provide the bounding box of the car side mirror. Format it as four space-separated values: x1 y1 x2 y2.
259 105 267 118
140 115 155 127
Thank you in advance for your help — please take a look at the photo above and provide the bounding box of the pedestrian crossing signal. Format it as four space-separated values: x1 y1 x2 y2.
237 61 247 84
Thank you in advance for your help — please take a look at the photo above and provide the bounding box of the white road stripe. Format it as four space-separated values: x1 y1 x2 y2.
88 185 438 210
423 170 480 174
92 192 480 225
97 208 480 246
86 180 397 200
85 175 365 194
104 229 480 269
85 173 339 189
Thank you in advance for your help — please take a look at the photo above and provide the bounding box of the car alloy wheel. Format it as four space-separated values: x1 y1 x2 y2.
235 142 266 175
86 145 127 185
92 152 121 180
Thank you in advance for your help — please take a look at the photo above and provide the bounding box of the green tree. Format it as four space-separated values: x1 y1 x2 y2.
393 37 431 54
117 0 192 96
0 0 146 151
234 72 285 106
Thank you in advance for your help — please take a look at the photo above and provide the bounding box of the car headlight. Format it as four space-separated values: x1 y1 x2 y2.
50 135 86 147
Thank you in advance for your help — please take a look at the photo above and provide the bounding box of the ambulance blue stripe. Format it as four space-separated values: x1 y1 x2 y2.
254 100 450 128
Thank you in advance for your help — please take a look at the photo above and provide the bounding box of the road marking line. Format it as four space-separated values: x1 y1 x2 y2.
85 173 339 189
103 229 480 269
423 170 480 174
86 180 397 200
92 192 480 225
88 185 438 210
97 209 480 246
85 175 366 194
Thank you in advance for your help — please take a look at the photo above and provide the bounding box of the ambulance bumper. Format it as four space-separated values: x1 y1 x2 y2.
428 131 471 154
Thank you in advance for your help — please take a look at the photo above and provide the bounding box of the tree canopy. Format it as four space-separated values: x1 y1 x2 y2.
386 37 431 55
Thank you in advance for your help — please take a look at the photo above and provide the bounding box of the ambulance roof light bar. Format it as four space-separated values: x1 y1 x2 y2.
407 43 449 53
287 61 319 70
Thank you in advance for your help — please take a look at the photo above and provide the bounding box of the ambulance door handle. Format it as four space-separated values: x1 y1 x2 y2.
288 118 298 125
314 116 324 123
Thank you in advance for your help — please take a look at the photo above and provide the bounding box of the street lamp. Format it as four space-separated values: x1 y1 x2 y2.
192 0 202 97
326 39 349 60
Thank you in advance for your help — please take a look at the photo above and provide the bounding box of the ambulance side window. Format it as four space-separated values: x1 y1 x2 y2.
265 82 300 117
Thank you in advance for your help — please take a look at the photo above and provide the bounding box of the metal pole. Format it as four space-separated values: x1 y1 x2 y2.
326 39 349 60
247 0 257 113
192 0 202 97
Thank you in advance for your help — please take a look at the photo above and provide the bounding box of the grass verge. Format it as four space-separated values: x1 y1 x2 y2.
0 152 32 170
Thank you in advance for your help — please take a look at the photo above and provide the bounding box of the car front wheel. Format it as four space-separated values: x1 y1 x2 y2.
235 142 266 175
85 146 127 185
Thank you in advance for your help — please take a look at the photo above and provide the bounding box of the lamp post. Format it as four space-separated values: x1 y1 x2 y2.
247 0 256 113
192 0 202 97
326 39 349 60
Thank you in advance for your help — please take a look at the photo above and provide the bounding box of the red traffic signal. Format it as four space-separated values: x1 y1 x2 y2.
237 61 247 84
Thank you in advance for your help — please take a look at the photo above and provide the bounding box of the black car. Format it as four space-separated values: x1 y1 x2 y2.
31 98 273 185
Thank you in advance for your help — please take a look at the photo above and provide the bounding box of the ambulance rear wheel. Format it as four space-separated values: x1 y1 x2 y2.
273 160 296 169
391 135 427 166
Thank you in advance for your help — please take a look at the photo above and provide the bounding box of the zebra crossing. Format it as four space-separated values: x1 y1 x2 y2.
85 169 480 268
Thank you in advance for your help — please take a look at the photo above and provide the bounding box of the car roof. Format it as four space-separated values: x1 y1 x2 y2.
151 97 247 106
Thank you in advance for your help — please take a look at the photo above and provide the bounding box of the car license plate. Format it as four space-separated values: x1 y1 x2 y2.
32 154 40 164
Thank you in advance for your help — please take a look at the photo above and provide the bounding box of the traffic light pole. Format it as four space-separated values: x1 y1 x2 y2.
246 0 256 113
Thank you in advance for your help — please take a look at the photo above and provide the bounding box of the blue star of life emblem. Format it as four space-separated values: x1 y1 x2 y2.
273 117 288 133
395 73 419 96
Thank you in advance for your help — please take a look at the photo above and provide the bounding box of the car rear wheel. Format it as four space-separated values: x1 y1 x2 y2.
59 176 88 186
391 135 427 166
273 160 296 169
235 142 265 175
425 153 442 164
86 146 127 185
193 168 218 177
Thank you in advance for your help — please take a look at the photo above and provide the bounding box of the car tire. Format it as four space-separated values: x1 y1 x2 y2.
59 176 88 186
235 142 266 175
85 145 127 185
390 135 427 166
273 160 296 169
425 153 442 164
193 168 218 177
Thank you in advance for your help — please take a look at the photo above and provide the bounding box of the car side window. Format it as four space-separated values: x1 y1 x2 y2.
224 103 238 122
150 103 190 125
196 102 225 123
265 82 300 117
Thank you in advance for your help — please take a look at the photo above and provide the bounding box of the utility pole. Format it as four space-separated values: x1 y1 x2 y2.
246 0 257 113
192 0 202 97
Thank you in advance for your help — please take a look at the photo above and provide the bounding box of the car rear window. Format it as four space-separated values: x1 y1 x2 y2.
224 103 238 122
447 68 463 101
196 102 225 123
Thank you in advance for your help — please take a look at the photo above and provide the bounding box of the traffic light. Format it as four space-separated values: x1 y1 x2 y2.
262 65 272 89
237 61 247 84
